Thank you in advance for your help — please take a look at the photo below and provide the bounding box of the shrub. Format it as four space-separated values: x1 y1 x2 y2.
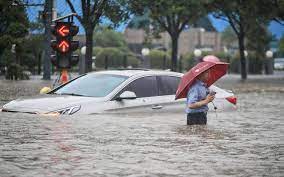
181 53 197 71
148 49 170 69
94 47 139 68
5 63 29 80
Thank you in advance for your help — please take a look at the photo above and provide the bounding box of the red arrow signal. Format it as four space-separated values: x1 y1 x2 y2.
58 40 70 53
57 25 70 37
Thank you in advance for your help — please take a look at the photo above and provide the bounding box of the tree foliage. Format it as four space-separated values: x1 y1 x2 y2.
0 0 31 79
209 0 282 79
93 27 128 49
279 35 284 56
221 26 237 48
65 0 128 73
0 0 29 58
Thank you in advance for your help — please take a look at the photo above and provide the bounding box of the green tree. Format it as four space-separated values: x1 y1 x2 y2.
65 0 128 73
23 34 45 73
0 0 29 58
210 0 283 80
279 35 284 56
221 26 238 49
128 0 207 72
93 27 128 49
0 0 29 79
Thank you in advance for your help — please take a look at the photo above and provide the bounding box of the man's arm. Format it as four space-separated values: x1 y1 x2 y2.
188 94 215 109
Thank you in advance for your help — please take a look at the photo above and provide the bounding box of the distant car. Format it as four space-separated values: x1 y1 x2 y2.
1 69 237 115
274 58 284 70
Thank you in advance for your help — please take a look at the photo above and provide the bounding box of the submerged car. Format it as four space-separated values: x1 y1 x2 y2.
1 69 237 115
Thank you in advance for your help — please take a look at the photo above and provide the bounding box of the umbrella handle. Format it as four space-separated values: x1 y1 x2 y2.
212 101 218 119
212 102 217 110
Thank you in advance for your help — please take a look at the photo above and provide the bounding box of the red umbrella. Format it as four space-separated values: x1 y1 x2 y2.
175 61 229 100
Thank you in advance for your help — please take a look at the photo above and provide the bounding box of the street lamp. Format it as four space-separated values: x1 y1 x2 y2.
79 46 86 74
265 50 274 75
244 50 248 57
11 44 16 54
266 50 273 58
92 56 96 70
193 49 202 64
141 48 150 68
198 28 205 49
141 48 150 56
80 46 86 55
224 46 230 73
244 50 249 73
194 49 202 57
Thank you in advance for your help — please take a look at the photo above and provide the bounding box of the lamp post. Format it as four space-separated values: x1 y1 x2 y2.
80 46 86 74
224 46 230 73
141 48 150 68
265 50 273 75
244 50 248 73
193 49 202 64
92 56 96 70
199 28 205 48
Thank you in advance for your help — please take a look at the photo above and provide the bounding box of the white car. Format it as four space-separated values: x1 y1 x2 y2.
1 69 237 115
274 58 284 70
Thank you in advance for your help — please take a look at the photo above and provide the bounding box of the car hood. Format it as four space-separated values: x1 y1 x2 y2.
2 94 104 114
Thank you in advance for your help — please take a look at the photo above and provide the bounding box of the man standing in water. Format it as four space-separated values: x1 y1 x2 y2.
186 70 215 125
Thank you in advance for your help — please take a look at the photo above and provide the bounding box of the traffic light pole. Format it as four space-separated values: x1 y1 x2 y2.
43 0 53 80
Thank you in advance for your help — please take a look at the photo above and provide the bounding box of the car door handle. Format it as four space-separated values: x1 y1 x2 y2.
152 105 163 109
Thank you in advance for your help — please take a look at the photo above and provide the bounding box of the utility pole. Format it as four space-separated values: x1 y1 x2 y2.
43 0 53 80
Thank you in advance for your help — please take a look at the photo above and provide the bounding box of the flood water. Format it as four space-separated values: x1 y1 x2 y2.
0 92 283 177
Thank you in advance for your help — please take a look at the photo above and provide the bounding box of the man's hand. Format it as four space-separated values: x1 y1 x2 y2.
205 94 215 103
188 94 215 109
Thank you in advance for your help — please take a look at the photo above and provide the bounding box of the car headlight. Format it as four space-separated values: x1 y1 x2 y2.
44 105 81 116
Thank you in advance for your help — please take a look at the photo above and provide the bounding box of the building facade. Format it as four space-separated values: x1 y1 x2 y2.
124 27 222 56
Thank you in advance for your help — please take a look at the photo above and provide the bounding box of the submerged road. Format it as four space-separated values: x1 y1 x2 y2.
0 92 283 176
0 73 283 176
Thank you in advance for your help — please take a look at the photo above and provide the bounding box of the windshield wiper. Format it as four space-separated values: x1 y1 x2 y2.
58 93 88 97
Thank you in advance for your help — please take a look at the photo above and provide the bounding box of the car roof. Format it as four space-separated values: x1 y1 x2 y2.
88 69 183 77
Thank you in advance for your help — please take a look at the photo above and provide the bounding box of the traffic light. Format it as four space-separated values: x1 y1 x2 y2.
50 21 79 69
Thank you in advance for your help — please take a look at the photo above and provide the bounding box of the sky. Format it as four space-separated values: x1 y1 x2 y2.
207 15 284 39
26 1 284 39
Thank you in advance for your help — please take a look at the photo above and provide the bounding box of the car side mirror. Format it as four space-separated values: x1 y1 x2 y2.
116 91 137 101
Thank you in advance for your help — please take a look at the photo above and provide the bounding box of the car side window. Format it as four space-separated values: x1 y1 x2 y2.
120 76 158 98
157 76 180 96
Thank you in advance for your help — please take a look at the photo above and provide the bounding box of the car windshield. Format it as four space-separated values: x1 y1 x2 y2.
54 74 128 97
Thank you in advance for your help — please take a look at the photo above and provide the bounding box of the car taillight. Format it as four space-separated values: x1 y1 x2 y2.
226 96 237 105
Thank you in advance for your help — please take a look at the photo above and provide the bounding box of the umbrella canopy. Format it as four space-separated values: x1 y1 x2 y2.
203 55 220 62
175 61 229 100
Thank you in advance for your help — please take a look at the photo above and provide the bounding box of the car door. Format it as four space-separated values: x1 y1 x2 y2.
105 76 160 114
151 75 185 114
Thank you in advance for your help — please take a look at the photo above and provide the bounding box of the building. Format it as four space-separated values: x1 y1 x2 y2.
124 15 222 56
124 27 221 56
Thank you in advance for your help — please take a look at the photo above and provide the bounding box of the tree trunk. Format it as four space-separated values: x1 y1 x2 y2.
38 52 41 75
85 28 94 73
171 35 178 72
238 33 247 80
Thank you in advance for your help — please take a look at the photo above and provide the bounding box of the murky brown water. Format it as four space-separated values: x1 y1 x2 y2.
0 92 283 176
